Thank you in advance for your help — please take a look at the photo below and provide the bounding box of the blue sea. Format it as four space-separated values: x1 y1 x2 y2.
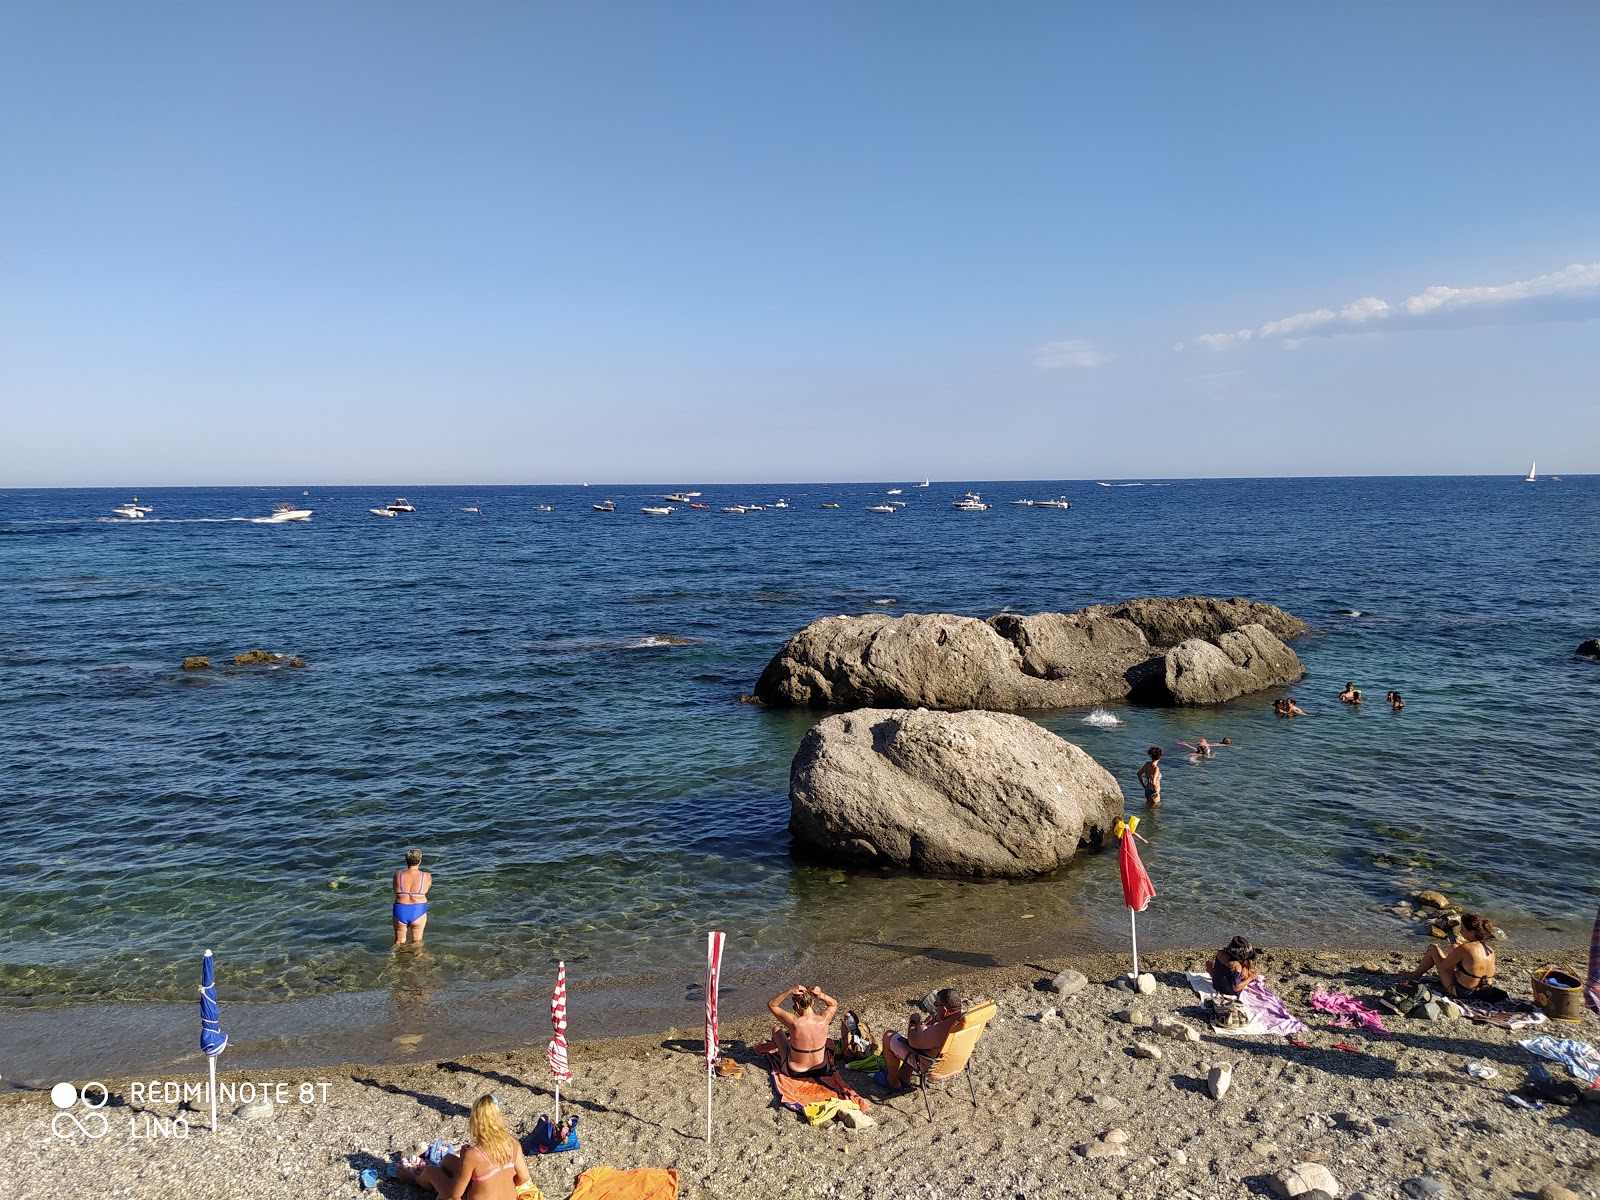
2 477 1596 1077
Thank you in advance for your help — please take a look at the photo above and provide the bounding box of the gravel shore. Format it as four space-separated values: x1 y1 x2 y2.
3 947 1595 1200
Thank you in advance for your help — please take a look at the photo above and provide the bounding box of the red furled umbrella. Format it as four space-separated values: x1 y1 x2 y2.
1115 817 1155 976
704 930 725 1144
1586 904 1599 1018
547 961 572 1123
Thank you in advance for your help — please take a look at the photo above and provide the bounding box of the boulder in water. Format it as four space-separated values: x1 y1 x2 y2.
788 707 1123 877
233 649 282 665
1136 624 1306 706
180 656 211 671
1578 639 1600 660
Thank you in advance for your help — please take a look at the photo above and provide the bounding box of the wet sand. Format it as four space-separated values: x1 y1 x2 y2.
3 946 1595 1200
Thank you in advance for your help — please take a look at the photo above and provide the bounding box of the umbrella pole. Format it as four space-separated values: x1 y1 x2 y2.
705 1062 713 1144
208 1056 218 1133
553 1082 560 1128
1130 908 1140 979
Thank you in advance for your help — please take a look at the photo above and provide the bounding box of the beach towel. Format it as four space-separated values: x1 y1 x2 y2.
1518 1035 1600 1085
1187 972 1307 1036
566 1168 678 1200
755 1041 871 1113
1457 996 1544 1031
1310 988 1389 1035
801 1098 862 1126
1588 904 1600 1017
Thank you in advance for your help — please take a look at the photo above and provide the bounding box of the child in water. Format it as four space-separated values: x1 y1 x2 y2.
1136 747 1162 805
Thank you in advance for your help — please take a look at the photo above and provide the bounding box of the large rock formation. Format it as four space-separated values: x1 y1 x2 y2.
789 708 1123 877
1578 639 1600 661
756 596 1306 711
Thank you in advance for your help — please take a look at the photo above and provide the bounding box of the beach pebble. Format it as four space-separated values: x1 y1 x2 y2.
1135 973 1158 994
235 1098 274 1122
1271 1161 1341 1197
1154 1016 1200 1041
1401 1179 1448 1200
1083 1141 1128 1159
1415 890 1449 909
837 1107 874 1130
1082 1093 1122 1110
1173 1149 1188 1166
1130 1042 1162 1060
1037 1007 1059 1021
1102 1128 1129 1145
1048 969 1088 997
1207 1064 1232 1100
1336 1113 1377 1136
1536 1186 1582 1200
1114 1008 1151 1027
1252 1140 1280 1159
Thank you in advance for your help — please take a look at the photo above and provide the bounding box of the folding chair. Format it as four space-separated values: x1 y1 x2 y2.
904 1000 998 1121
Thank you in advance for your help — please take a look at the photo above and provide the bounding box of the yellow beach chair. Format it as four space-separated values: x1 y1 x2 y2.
904 1000 998 1121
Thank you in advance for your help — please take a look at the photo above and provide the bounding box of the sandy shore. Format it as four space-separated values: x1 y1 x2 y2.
2 946 1595 1200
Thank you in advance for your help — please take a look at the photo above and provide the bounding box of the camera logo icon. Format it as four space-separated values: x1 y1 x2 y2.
51 1081 110 1139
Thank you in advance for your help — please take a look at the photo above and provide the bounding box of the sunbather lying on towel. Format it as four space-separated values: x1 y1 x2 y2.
395 1095 531 1199
879 987 964 1090
767 984 839 1077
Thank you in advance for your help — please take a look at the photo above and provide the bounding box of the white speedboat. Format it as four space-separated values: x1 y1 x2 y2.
866 504 897 514
254 502 312 523
369 507 396 517
664 492 693 502
1037 497 1072 509
745 504 765 511
385 498 415 513
891 500 907 507
112 496 153 518
820 502 840 509
887 488 902 495
534 504 554 512
641 505 674 516
952 492 990 511
722 505 746 514
772 499 791 508
1010 499 1035 506
459 507 481 513
592 501 616 512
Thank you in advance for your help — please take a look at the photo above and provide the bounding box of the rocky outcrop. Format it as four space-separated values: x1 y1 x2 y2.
1578 639 1600 660
756 596 1305 711
231 650 307 668
181 656 211 671
788 707 1123 877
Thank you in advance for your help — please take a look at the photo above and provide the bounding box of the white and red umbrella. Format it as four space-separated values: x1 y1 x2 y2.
548 961 572 1123
704 930 725 1144
1115 817 1155 977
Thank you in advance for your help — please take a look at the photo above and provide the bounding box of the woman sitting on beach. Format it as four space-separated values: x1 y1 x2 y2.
766 984 839 1077
1404 913 1502 1000
396 1095 531 1199
1210 936 1262 996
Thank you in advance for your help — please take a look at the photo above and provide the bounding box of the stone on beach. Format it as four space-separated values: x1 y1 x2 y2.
787 707 1123 876
1272 1162 1342 1198
754 596 1306 711
235 1098 274 1121
1134 972 1158 993
1130 1042 1162 1059
1208 1063 1232 1099
1047 968 1088 996
1114 1007 1151 1027
1154 1016 1200 1041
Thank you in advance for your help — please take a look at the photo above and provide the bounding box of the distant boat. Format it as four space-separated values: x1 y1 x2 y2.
664 492 693 502
820 502 840 509
592 501 616 512
722 505 746 514
534 504 554 512
952 492 990 511
1010 499 1035 506
1037 497 1072 509
1525 460 1537 482
891 500 907 507
641 506 674 516
887 488 903 495
745 504 765 511
689 502 710 509
866 504 897 514
254 502 312 524
772 499 791 508
369 507 396 517
385 498 416 513
916 476 930 488
1096 482 1112 487
112 497 152 518
459 507 481 513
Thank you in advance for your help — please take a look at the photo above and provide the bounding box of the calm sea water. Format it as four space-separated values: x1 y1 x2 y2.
2 478 1597 1054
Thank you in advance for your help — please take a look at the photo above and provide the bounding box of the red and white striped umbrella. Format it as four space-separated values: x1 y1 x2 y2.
548 961 572 1083
704 930 725 1144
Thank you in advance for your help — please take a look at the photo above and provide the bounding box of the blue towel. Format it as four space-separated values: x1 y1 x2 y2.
1518 1035 1600 1084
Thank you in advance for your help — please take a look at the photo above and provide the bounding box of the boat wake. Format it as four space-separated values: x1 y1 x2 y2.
871 598 897 605
1082 708 1124 727
1336 609 1366 618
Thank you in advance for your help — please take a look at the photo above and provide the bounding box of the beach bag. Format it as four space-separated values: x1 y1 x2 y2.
842 1011 874 1060
530 1114 579 1154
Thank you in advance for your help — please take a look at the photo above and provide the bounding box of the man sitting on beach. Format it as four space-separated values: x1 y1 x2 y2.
878 987 964 1090
393 849 432 947
766 984 839 1077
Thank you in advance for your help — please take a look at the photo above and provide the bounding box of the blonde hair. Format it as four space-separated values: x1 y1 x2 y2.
469 1095 516 1167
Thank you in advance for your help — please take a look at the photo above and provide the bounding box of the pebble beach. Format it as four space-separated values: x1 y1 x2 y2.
3 946 1595 1200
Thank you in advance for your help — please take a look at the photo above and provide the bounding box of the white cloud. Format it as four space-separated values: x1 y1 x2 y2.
1187 262 1600 350
1034 339 1114 369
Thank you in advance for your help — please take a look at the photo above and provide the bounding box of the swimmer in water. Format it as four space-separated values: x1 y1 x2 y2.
1194 738 1213 758
1339 683 1359 704
1388 690 1404 710
1136 746 1162 805
1275 697 1305 717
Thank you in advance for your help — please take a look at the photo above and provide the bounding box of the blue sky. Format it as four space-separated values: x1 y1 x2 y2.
3 2 1596 485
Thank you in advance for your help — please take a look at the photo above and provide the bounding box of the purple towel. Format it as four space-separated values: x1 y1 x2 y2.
1241 978 1308 1036
1587 904 1600 1018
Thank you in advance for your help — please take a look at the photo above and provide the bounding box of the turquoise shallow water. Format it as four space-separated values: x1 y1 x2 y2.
2 477 1597 1030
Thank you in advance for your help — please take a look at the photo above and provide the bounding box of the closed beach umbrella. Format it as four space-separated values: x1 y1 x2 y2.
199 948 228 1133
547 961 573 1123
704 930 725 1144
1587 904 1600 1017
1115 818 1155 977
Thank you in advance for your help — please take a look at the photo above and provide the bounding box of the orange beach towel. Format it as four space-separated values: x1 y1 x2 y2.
566 1166 679 1200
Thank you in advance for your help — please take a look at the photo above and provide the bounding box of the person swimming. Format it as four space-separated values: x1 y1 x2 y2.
1339 683 1363 705
1274 698 1305 717
1387 690 1405 710
393 848 432 946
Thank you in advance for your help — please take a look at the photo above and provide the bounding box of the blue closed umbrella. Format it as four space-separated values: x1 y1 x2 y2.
200 949 227 1131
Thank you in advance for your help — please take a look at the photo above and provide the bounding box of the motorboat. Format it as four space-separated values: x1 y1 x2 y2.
459 507 481 513
866 504 897 514
112 496 153 518
891 500 907 507
534 504 554 511
687 492 702 497
886 488 902 495
254 502 312 523
592 501 616 512
1009 499 1035 506
641 505 674 516
721 506 746 514
369 507 397 517
689 502 710 509
745 504 765 511
385 498 416 513
772 499 791 508
820 502 841 509
952 492 990 511
664 492 693 502
1037 497 1072 509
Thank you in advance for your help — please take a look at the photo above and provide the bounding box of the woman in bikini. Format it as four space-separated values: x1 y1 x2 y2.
1404 912 1500 999
766 985 839 1077
393 848 432 946
397 1094 531 1198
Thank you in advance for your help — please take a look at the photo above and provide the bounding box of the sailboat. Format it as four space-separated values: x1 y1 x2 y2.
1525 460 1536 482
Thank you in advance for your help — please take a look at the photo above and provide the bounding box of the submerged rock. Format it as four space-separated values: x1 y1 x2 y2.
787 707 1123 877
233 649 281 665
180 656 211 671
755 596 1305 711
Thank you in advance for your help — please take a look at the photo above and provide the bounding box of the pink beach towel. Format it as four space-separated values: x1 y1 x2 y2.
1310 988 1389 1035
